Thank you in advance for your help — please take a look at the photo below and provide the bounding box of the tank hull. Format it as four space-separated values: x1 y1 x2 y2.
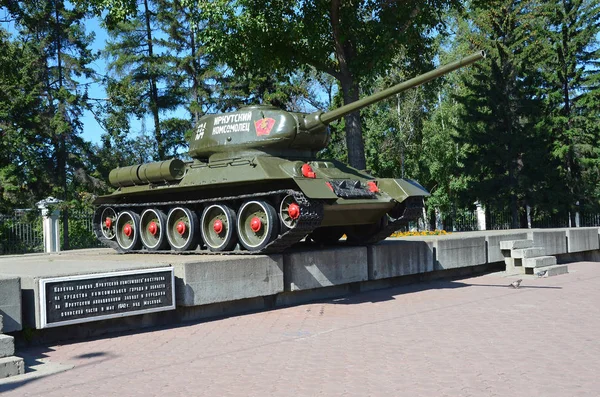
93 156 428 254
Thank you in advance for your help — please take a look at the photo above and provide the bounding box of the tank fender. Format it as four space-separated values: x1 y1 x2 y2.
377 178 430 201
293 178 338 199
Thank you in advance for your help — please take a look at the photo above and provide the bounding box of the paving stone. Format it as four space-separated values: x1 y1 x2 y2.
1 261 599 397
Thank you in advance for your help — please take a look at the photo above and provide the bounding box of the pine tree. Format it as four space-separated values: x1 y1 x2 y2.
453 0 547 227
103 0 186 160
539 0 600 219
2 1 97 248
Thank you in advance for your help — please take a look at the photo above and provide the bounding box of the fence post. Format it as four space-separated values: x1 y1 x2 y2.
435 208 443 230
475 202 486 231
37 197 62 253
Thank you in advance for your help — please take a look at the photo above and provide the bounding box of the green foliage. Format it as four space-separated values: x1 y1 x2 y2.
537 0 600 214
0 2 99 215
451 0 549 226
0 212 44 255
102 0 186 161
196 0 461 169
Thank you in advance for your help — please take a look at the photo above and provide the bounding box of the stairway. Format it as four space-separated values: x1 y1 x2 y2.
500 239 569 277
0 315 24 379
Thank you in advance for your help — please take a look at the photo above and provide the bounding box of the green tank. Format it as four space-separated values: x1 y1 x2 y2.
93 51 485 254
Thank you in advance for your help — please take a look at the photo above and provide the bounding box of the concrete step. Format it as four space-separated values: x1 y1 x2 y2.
0 355 24 378
511 247 544 259
533 264 569 277
504 257 525 275
0 334 14 358
500 239 534 250
523 256 557 269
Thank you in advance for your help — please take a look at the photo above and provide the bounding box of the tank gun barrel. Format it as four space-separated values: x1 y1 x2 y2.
319 51 485 125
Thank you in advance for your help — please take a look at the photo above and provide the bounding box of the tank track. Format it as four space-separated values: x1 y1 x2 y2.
93 189 324 255
359 196 424 245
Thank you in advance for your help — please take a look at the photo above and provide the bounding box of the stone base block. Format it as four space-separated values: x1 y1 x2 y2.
367 240 433 280
174 255 284 306
0 335 14 358
528 230 567 256
0 356 24 378
284 246 367 291
0 277 21 333
486 232 529 263
567 228 600 253
0 250 242 328
434 236 486 270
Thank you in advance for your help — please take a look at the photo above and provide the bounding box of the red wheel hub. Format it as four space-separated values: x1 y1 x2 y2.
176 221 186 235
287 203 300 219
250 217 262 232
148 221 158 236
123 223 133 238
213 219 223 234
105 217 112 229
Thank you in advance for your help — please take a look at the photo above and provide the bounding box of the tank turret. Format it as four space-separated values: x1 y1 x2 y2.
188 51 485 161
95 52 485 254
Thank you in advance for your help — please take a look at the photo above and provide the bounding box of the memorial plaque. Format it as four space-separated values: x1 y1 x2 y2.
39 267 175 328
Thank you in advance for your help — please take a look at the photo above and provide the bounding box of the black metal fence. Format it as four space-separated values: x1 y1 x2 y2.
0 208 100 255
0 211 44 255
60 209 104 250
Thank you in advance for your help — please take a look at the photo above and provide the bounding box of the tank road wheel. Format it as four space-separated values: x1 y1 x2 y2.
166 207 199 251
115 210 142 251
140 208 169 251
237 200 279 252
279 195 301 230
100 207 117 240
201 204 238 252
307 226 344 245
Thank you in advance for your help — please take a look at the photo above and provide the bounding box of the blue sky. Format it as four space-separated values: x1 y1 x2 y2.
81 16 108 144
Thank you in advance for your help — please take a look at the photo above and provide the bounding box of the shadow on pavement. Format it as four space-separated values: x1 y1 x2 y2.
0 347 115 393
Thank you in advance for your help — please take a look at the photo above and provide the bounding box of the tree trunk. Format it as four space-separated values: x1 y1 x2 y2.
340 79 366 170
55 2 69 250
330 0 366 170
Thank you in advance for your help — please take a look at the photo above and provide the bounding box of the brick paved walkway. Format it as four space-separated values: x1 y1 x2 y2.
2 261 599 396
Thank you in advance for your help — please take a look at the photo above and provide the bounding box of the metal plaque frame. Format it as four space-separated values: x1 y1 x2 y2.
39 267 176 329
